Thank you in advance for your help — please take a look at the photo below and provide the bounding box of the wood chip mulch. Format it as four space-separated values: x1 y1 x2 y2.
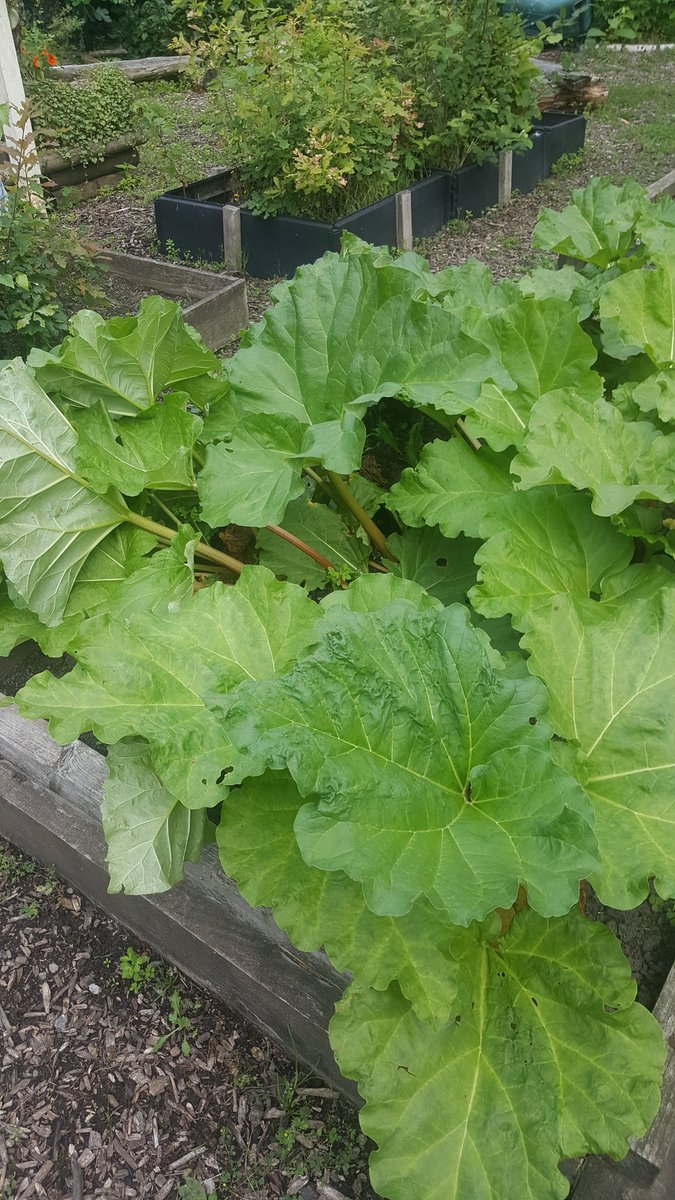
0 842 375 1200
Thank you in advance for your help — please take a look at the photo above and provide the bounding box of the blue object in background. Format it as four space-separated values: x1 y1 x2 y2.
502 0 593 38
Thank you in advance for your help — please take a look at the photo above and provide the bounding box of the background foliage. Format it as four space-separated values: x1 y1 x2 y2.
351 0 542 171
592 0 675 40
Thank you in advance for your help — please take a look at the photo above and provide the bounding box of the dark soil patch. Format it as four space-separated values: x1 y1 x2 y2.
97 274 194 320
0 841 375 1200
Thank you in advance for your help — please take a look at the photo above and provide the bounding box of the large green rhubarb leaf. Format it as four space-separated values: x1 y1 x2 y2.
104 740 210 894
514 391 675 516
224 602 598 923
600 254 675 367
388 526 481 606
0 526 162 658
331 906 664 1200
72 393 202 496
198 244 499 527
390 437 513 540
321 572 443 615
30 298 221 416
533 177 648 267
623 371 675 424
471 491 632 630
218 771 459 1025
464 296 601 450
523 588 675 907
0 359 129 624
16 566 319 809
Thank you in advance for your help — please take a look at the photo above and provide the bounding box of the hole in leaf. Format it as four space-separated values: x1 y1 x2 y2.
528 716 537 726
454 1015 462 1024
531 997 538 1006
216 766 233 785
114 435 124 446
435 557 447 567
463 781 472 803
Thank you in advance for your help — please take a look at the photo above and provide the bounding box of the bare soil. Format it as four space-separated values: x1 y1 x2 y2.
0 841 375 1200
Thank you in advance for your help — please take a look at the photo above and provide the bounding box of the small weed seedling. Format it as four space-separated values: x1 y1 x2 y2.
153 988 195 1057
119 947 156 994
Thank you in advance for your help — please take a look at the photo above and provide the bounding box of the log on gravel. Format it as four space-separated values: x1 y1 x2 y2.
48 56 190 82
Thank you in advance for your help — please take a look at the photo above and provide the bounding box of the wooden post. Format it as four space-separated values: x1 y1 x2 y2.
0 0 40 184
395 188 413 252
222 203 242 272
498 150 513 205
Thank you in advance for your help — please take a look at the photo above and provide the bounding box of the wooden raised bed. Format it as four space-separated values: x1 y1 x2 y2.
39 132 145 200
96 250 249 351
0 691 674 1195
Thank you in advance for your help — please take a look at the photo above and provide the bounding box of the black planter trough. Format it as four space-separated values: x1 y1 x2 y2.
153 114 585 278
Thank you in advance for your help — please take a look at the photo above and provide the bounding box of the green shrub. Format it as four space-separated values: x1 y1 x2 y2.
205 4 424 220
28 64 136 163
0 106 104 358
351 0 542 171
591 0 675 40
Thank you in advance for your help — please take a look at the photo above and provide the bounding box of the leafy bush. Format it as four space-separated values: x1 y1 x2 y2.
0 102 104 357
28 64 136 162
22 0 182 57
352 0 542 170
591 0 675 40
204 4 424 220
2 177 675 1198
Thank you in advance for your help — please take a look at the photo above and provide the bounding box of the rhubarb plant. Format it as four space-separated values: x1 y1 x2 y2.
1 178 675 1200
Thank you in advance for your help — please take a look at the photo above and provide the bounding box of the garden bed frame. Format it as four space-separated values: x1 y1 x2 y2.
96 250 249 351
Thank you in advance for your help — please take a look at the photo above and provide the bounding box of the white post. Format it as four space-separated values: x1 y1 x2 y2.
0 0 40 182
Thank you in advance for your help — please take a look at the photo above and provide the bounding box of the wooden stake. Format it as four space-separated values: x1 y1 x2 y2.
498 150 513 205
395 188 413 252
222 203 242 272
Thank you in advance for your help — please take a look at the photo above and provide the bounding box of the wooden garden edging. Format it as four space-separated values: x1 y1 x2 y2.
96 250 249 351
38 132 145 199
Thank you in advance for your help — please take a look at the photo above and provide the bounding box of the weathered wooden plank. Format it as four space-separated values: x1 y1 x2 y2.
395 189 413 251
498 150 513 205
185 285 248 350
48 56 190 82
647 167 675 199
222 203 243 271
39 133 145 175
570 1151 659 1199
0 701 352 1096
98 250 221 298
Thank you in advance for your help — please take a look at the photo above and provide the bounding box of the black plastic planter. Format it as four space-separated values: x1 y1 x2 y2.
536 112 587 173
155 172 447 279
512 127 547 196
154 115 586 278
